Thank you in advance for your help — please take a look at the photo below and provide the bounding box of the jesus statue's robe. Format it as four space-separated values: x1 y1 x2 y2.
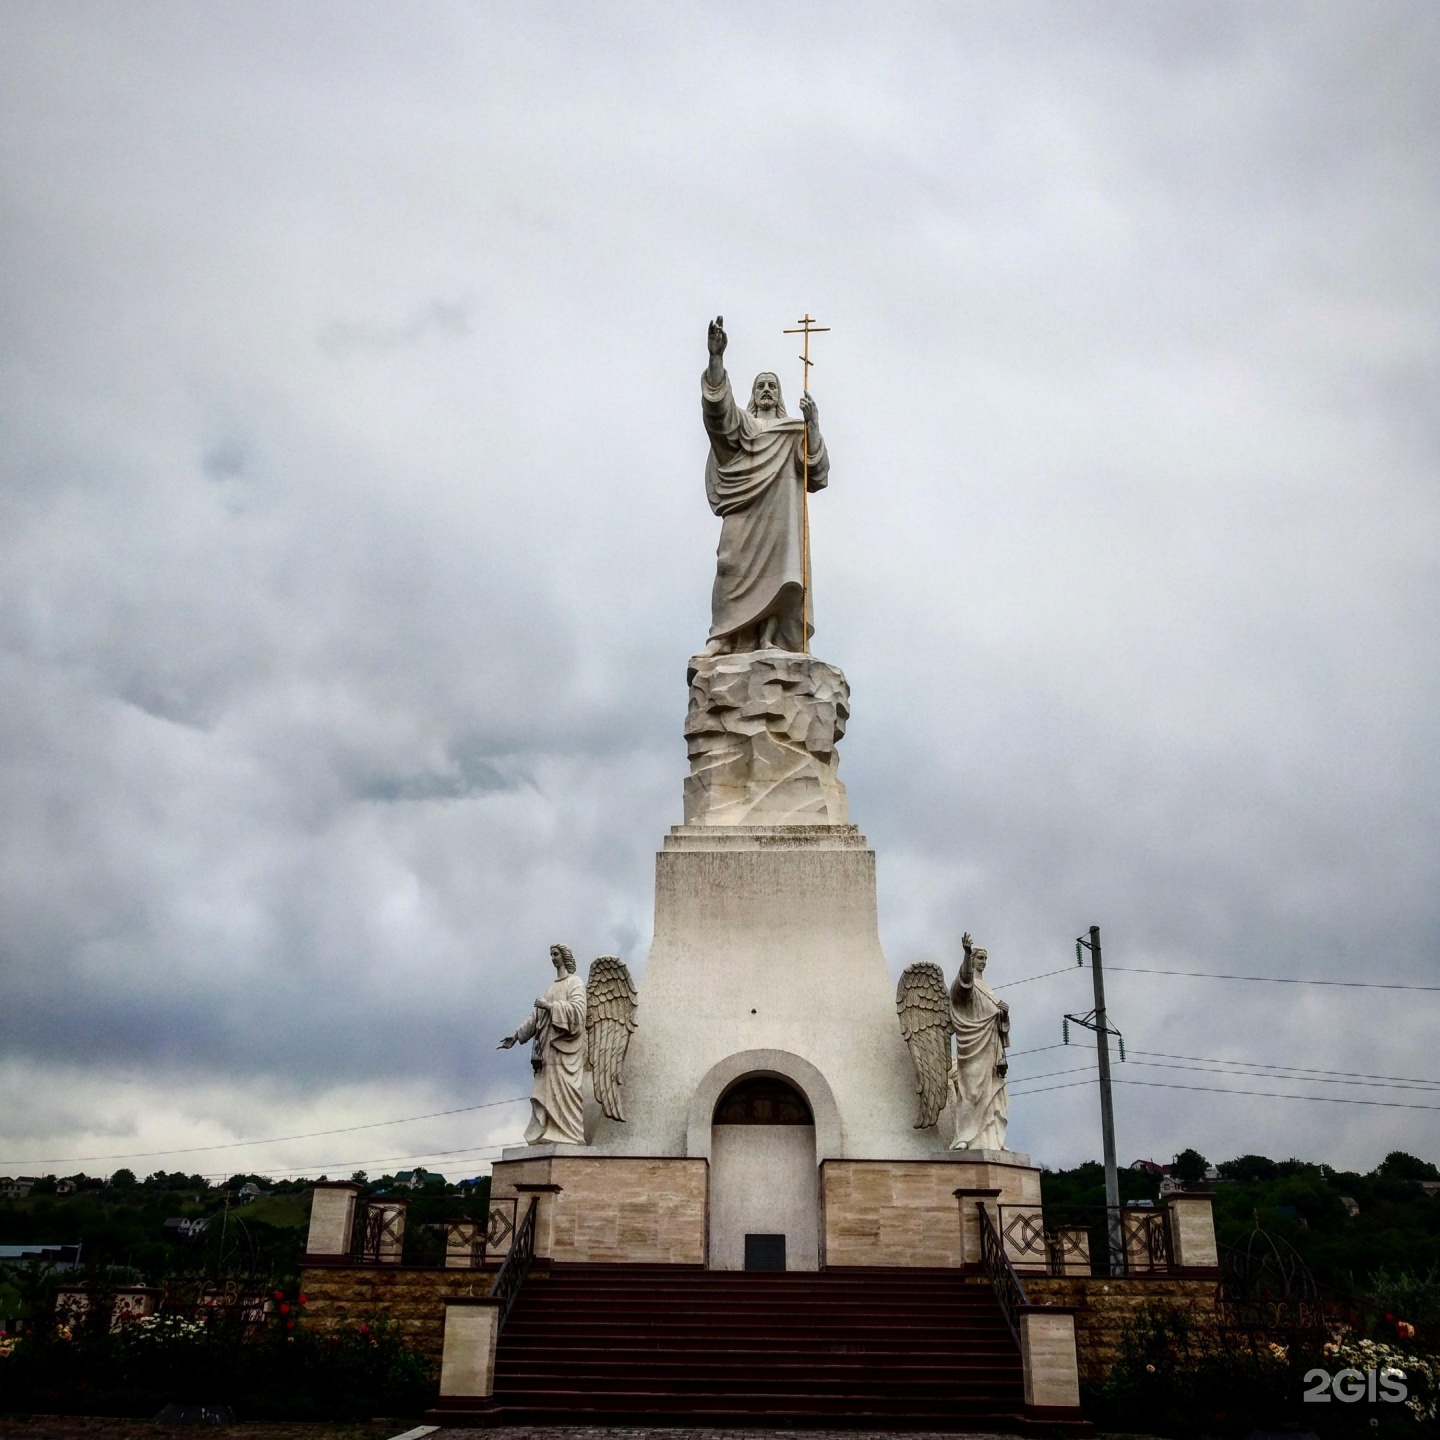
702 369 829 653
511 971 587 1145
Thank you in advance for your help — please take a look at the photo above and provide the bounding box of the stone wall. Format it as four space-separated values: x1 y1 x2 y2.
299 1264 492 1359
820 1158 1041 1268
1026 1274 1220 1384
491 1155 708 1265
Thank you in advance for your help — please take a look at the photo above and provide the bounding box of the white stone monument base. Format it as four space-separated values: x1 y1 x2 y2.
490 1147 1044 1271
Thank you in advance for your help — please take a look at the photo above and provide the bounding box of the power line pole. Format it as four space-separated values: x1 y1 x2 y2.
1090 925 1121 1272
1068 924 1124 1274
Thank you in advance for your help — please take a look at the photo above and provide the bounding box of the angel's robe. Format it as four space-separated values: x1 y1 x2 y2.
949 964 1010 1152
512 971 587 1145
702 369 829 652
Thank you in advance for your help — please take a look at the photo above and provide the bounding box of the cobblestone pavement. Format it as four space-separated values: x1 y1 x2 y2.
432 1430 1036 1440
0 1424 1155 1440
0 1421 393 1440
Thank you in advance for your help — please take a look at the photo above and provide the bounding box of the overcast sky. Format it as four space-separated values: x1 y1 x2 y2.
1 1 1436 1184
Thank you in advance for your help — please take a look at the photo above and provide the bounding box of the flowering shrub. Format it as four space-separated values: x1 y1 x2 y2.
1091 1301 1299 1438
1325 1333 1439 1422
125 1314 207 1343
1093 1303 1440 1438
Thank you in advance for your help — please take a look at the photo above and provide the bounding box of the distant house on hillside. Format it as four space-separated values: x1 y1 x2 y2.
1130 1159 1220 1194
237 1183 271 1203
0 1178 36 1200
394 1168 447 1190
162 1217 210 1239
0 1243 81 1269
55 1179 77 1196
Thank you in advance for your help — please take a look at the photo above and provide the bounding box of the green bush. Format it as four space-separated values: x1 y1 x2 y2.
0 1310 435 1420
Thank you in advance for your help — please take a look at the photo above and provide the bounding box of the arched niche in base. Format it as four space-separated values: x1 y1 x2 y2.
684 1048 844 1161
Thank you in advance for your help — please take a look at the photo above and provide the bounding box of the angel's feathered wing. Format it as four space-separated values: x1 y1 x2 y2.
585 956 639 1122
896 962 953 1128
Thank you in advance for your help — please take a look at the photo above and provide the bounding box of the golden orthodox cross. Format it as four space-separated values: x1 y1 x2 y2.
782 314 829 654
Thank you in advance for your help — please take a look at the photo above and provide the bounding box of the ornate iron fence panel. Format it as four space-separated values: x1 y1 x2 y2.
999 1203 1175 1277
1218 1228 1325 1340
158 1207 273 1326
486 1197 517 1259
1121 1207 1173 1274
441 1219 486 1269
348 1203 406 1264
999 1206 1048 1270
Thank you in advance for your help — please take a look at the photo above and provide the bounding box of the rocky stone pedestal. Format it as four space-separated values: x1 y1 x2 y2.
683 650 849 825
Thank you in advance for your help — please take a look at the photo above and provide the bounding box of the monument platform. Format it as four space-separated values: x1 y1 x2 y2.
486 649 1048 1272
301 333 1230 1430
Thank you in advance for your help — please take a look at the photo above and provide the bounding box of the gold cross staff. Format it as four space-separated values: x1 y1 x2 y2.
783 314 830 654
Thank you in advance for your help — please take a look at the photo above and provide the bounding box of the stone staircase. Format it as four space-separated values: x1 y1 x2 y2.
491 1263 1036 1427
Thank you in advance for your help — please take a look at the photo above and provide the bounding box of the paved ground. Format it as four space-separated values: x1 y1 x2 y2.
0 1425 1078 1440
0 1422 396 1440
431 1432 1038 1440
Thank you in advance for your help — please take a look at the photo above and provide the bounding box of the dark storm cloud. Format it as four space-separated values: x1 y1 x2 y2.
0 1 1435 1174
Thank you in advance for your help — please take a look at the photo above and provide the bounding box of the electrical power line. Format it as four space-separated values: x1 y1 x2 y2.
1124 1059 1440 1094
1105 966 1440 992
1129 1049 1440 1088
1111 1077 1440 1112
0 1095 530 1168
993 967 1076 989
1004 1074 1440 1111
1005 1065 1098 1086
1006 1077 1097 1098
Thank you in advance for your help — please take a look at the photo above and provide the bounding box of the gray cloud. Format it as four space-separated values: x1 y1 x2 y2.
318 299 472 358
0 1 1436 1177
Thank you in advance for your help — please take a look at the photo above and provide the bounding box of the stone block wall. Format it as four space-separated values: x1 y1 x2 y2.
1026 1275 1219 1384
820 1158 1041 1268
299 1265 492 1359
491 1155 708 1265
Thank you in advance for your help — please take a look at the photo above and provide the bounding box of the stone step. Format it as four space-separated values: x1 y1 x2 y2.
500 1364 1022 1381
490 1262 1027 1426
502 1328 1018 1348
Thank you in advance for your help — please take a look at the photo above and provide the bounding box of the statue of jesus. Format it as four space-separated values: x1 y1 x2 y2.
701 316 829 655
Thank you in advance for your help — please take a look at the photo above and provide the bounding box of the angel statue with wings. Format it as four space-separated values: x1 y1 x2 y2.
896 931 1011 1152
498 944 638 1145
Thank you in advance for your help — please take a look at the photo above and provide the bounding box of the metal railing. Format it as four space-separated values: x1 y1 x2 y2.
487 1196 537 1332
345 1200 511 1269
977 1201 1029 1348
997 1202 1173 1277
486 1197 517 1258
349 1203 406 1264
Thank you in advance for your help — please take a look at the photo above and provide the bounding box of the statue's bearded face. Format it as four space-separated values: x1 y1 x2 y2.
750 373 782 413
